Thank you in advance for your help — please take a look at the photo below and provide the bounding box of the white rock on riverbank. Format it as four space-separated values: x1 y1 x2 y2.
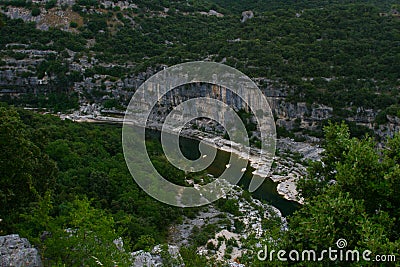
169 184 287 264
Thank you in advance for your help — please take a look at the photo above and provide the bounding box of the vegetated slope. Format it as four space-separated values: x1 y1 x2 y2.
208 0 398 13
0 0 399 126
243 122 400 266
1 1 399 263
0 104 210 265
1 105 399 265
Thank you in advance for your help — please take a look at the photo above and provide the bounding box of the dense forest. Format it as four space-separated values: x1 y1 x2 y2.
244 122 400 265
0 104 217 266
0 0 399 117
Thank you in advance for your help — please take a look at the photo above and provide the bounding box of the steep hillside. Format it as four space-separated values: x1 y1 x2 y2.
0 0 399 138
1 1 400 265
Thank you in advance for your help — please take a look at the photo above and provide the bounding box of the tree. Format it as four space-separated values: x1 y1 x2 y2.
45 0 57 10
287 188 399 263
21 196 132 266
288 189 366 251
0 107 56 234
31 7 41 16
289 122 400 263
335 137 386 213
133 234 155 251
69 21 78 28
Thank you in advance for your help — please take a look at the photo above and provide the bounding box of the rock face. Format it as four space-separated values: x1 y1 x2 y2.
131 244 184 267
376 115 400 138
200 10 224 17
1 7 82 31
0 234 42 267
168 184 287 263
241 10 254 22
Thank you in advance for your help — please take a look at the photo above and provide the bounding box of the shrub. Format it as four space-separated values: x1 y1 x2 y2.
31 7 40 16
69 21 78 28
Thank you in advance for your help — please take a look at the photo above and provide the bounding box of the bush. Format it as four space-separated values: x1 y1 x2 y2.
233 219 245 233
31 7 40 16
45 0 56 10
69 21 78 28
72 4 81 12
206 241 216 250
241 190 252 202
216 198 241 216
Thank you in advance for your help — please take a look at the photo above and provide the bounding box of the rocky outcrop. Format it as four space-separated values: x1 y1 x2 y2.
133 82 333 136
1 36 397 139
131 244 184 267
376 115 400 138
1 7 82 31
241 11 254 22
169 184 287 263
0 234 42 267
199 10 224 17
271 138 324 204
100 1 138 10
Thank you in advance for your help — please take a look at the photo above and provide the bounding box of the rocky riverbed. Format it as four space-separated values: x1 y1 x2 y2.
168 184 287 264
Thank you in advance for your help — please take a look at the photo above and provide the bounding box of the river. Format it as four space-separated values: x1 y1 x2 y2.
146 129 300 217
78 120 300 216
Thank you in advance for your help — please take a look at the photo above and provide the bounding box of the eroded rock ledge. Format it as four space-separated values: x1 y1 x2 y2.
0 234 42 267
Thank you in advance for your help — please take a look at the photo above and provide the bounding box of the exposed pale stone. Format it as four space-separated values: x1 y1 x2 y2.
0 234 42 267
131 244 184 267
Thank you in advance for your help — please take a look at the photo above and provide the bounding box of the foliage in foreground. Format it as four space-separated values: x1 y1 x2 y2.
292 122 399 256
243 122 400 266
0 105 208 266
2 105 399 266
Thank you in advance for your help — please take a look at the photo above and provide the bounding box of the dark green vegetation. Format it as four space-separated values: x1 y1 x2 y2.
0 104 207 265
241 122 400 266
289 123 400 264
1 0 400 265
2 105 399 265
0 0 399 116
